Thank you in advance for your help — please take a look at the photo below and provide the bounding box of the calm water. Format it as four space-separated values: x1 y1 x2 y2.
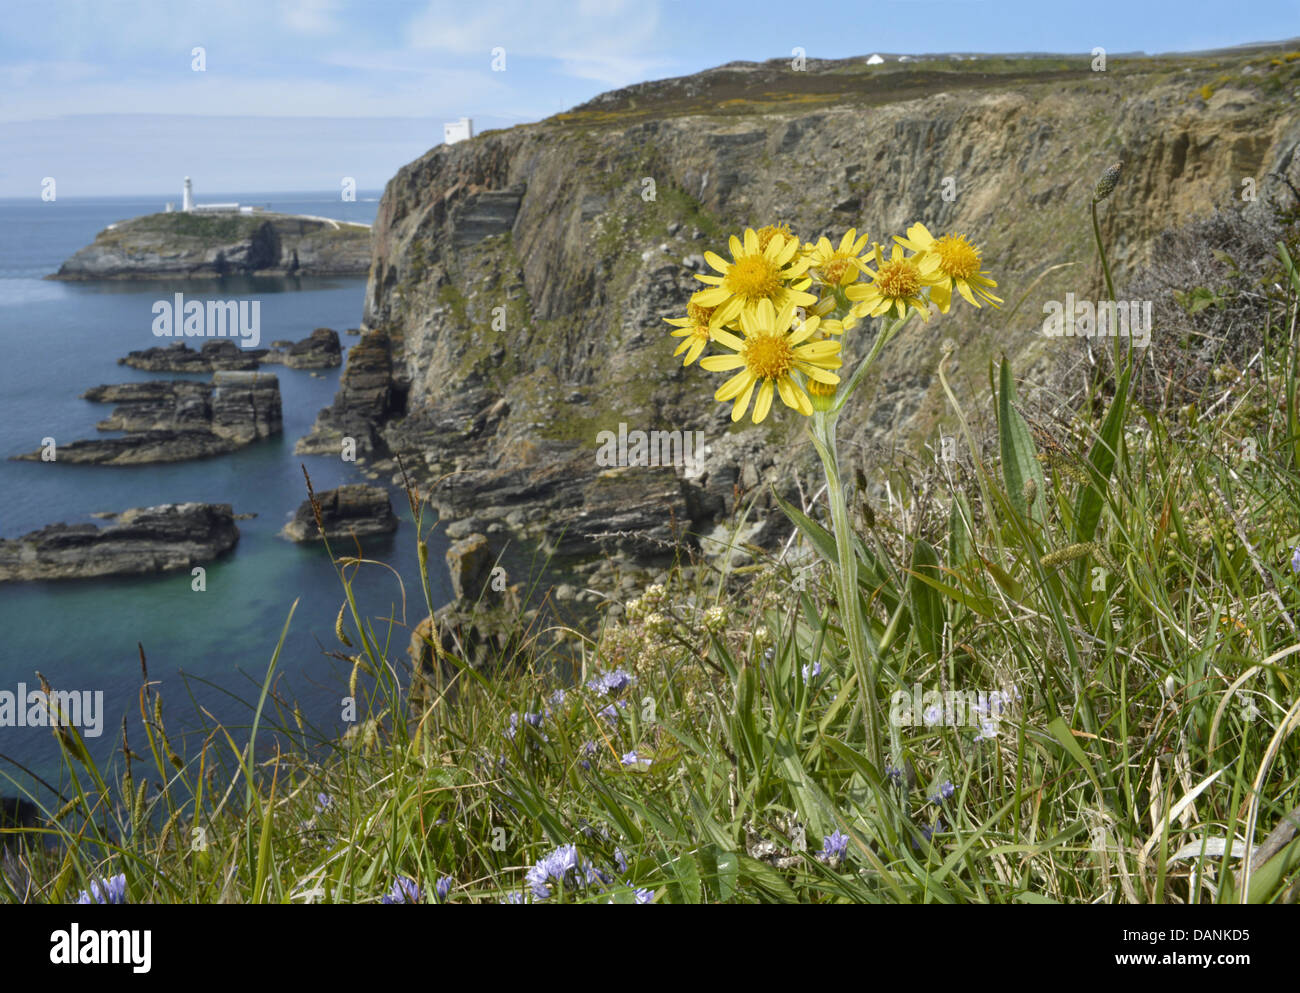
0 192 458 798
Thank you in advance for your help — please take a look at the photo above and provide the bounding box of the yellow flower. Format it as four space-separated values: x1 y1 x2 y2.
846 242 944 321
692 228 817 326
663 298 720 366
894 222 1002 311
699 299 841 423
803 229 872 289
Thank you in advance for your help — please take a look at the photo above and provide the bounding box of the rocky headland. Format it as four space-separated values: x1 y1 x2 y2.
259 328 343 369
50 211 371 280
11 371 282 464
296 45 1300 568
119 328 343 372
0 503 239 582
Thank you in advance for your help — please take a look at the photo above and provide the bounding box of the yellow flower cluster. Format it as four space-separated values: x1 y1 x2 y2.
664 221 1000 423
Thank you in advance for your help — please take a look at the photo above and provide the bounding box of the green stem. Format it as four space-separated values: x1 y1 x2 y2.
1091 199 1121 375
811 409 882 772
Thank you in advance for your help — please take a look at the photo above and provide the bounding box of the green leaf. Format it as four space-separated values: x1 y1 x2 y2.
773 487 839 566
908 540 945 662
997 358 1047 525
1072 363 1131 554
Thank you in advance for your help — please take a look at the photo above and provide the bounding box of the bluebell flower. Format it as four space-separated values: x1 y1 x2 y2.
434 876 453 901
598 703 620 723
922 703 943 726
380 876 423 904
550 689 567 707
1291 546 1300 574
930 781 955 803
588 669 634 695
913 821 945 849
634 888 654 904
801 661 822 680
315 792 332 812
614 847 628 873
973 718 1000 743
499 891 524 904
621 750 651 768
523 711 545 727
505 713 520 740
818 830 849 864
884 763 904 785
76 874 127 905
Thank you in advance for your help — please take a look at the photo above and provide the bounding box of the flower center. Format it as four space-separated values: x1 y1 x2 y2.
725 254 783 302
821 256 853 284
743 333 795 380
876 257 922 299
687 300 716 325
756 223 792 254
934 235 981 280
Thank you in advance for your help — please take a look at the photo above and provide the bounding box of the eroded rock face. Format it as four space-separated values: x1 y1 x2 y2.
260 328 343 369
11 373 282 465
445 533 491 600
0 503 239 581
280 484 398 542
51 212 371 279
305 49 1300 561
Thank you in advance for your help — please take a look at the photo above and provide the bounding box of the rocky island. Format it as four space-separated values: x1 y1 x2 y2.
11 371 282 464
280 484 398 542
0 503 239 582
50 210 371 280
119 328 342 372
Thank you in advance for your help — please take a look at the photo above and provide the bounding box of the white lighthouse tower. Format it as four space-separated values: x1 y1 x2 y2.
182 177 194 213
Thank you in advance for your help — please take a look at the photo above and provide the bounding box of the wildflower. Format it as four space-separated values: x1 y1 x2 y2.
753 625 772 648
435 876 454 902
807 376 838 412
505 712 520 740
1291 545 1300 574
549 689 567 707
523 711 545 728
76 874 127 905
597 703 620 724
690 228 816 327
699 298 841 423
922 703 943 726
803 229 872 289
634 888 655 904
381 877 423 904
973 718 1000 742
663 299 720 366
818 830 850 864
846 242 945 321
315 792 332 812
644 612 671 637
930 781 955 803
914 820 944 847
499 892 524 904
527 844 593 901
641 583 666 606
614 847 628 873
894 222 1002 311
621 750 651 768
801 661 822 681
703 605 727 633
588 669 634 695
884 763 904 785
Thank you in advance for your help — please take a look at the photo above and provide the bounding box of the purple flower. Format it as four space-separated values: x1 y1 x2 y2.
913 821 945 849
588 669 634 696
614 847 628 873
621 750 651 768
922 703 943 726
380 876 422 904
505 713 520 740
315 792 332 812
598 703 620 723
435 876 453 901
818 830 849 864
973 718 1000 743
1291 546 1300 574
499 891 524 904
884 763 904 786
801 661 822 681
527 843 588 900
76 874 126 905
550 689 567 707
930 781 955 803
634 888 654 904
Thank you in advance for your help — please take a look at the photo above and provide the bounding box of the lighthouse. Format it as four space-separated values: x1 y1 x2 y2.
182 177 194 213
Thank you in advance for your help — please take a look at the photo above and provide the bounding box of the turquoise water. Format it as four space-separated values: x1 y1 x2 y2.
0 193 455 798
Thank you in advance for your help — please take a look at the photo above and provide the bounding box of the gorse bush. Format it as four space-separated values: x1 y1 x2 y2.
4 170 1300 904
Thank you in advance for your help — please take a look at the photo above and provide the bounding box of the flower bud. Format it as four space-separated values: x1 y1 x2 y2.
1092 161 1122 203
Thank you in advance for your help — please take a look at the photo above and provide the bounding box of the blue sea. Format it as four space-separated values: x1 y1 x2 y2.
0 192 462 800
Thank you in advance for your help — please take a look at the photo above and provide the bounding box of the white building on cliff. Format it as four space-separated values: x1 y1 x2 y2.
444 118 473 144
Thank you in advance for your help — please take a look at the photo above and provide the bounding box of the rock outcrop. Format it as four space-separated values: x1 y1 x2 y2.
11 372 282 465
50 211 371 279
280 484 398 542
308 47 1300 560
0 503 239 581
260 328 343 369
118 339 266 372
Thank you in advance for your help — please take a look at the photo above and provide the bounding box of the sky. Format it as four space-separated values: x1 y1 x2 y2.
2 0 1298 197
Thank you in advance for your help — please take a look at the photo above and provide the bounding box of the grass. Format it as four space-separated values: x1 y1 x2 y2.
6 222 1300 908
